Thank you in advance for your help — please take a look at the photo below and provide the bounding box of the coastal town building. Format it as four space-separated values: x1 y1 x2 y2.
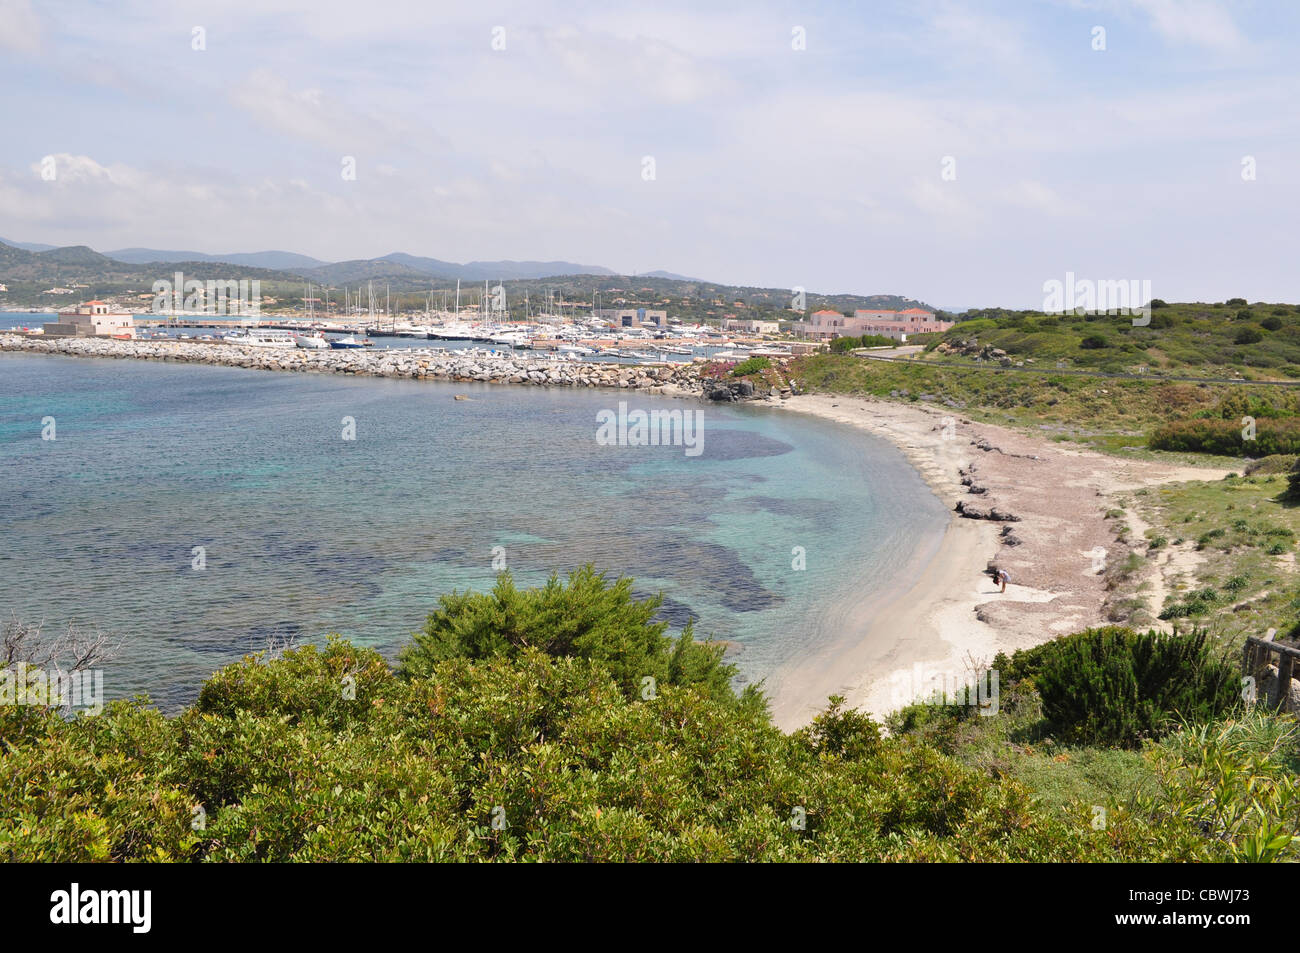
594 308 668 328
723 318 781 334
42 300 136 339
792 307 951 342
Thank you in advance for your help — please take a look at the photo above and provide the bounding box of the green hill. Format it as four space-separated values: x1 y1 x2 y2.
922 301 1300 380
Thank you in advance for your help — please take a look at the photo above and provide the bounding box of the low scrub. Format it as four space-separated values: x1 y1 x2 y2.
1148 417 1300 457
730 356 772 376
1030 627 1239 747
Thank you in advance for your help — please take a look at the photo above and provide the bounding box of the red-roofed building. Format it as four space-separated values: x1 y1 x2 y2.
793 306 950 341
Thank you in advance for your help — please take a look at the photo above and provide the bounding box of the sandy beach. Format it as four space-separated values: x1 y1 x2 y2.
765 393 1233 730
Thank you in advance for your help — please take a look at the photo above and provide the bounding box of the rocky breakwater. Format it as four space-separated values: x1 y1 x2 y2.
0 335 707 397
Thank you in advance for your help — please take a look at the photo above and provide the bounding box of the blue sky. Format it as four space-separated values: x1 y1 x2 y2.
1 0 1297 307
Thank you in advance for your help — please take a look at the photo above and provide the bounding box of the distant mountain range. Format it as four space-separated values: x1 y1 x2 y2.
0 238 935 316
0 239 622 282
0 238 59 253
103 248 328 271
640 270 701 281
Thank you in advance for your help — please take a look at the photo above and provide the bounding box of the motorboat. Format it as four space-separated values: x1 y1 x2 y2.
224 330 297 348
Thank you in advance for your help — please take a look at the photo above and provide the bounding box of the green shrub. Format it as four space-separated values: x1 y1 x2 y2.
1149 417 1300 457
397 566 744 706
1244 454 1297 475
1137 711 1300 862
731 356 772 376
1033 627 1239 747
4 641 1201 862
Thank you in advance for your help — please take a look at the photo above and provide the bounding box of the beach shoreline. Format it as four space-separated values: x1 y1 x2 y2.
5 337 1235 729
765 393 1235 730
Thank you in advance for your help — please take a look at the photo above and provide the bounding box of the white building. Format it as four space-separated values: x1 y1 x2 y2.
723 318 781 334
43 300 136 338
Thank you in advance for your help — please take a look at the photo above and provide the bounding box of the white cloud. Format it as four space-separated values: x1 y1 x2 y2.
0 0 41 54
229 69 418 150
540 26 735 105
998 180 1087 218
28 153 115 184
1129 0 1247 52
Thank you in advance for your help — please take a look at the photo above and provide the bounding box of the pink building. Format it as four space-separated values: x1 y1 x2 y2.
795 306 951 342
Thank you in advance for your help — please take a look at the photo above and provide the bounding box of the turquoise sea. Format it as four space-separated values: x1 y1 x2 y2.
0 352 948 709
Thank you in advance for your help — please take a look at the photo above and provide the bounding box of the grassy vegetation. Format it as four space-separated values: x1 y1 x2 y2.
791 301 1300 459
927 302 1300 379
791 351 1238 454
1106 474 1300 651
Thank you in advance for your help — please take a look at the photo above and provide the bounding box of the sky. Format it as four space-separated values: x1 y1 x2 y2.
1 0 1297 308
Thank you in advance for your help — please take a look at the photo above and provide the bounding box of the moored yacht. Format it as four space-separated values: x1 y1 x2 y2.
224 329 296 348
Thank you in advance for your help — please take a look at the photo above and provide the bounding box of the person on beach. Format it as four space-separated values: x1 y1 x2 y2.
997 568 1010 593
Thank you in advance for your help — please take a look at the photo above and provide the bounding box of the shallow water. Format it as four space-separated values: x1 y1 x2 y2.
0 352 947 709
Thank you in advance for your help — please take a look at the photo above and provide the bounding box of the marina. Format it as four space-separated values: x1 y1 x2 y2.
2 309 809 367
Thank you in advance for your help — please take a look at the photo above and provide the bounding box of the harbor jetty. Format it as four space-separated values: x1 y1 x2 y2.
0 334 709 396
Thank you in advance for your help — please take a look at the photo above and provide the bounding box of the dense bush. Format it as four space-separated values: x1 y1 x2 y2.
1148 417 1300 457
398 566 744 707
830 334 898 352
1285 458 1300 502
1242 449 1294 473
1137 711 1300 862
730 356 772 376
1032 627 1239 747
4 573 1289 862
1 639 1211 862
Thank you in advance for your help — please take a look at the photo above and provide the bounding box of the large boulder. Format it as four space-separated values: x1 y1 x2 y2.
1260 664 1300 713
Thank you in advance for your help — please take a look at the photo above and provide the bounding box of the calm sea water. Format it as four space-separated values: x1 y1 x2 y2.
0 352 947 709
